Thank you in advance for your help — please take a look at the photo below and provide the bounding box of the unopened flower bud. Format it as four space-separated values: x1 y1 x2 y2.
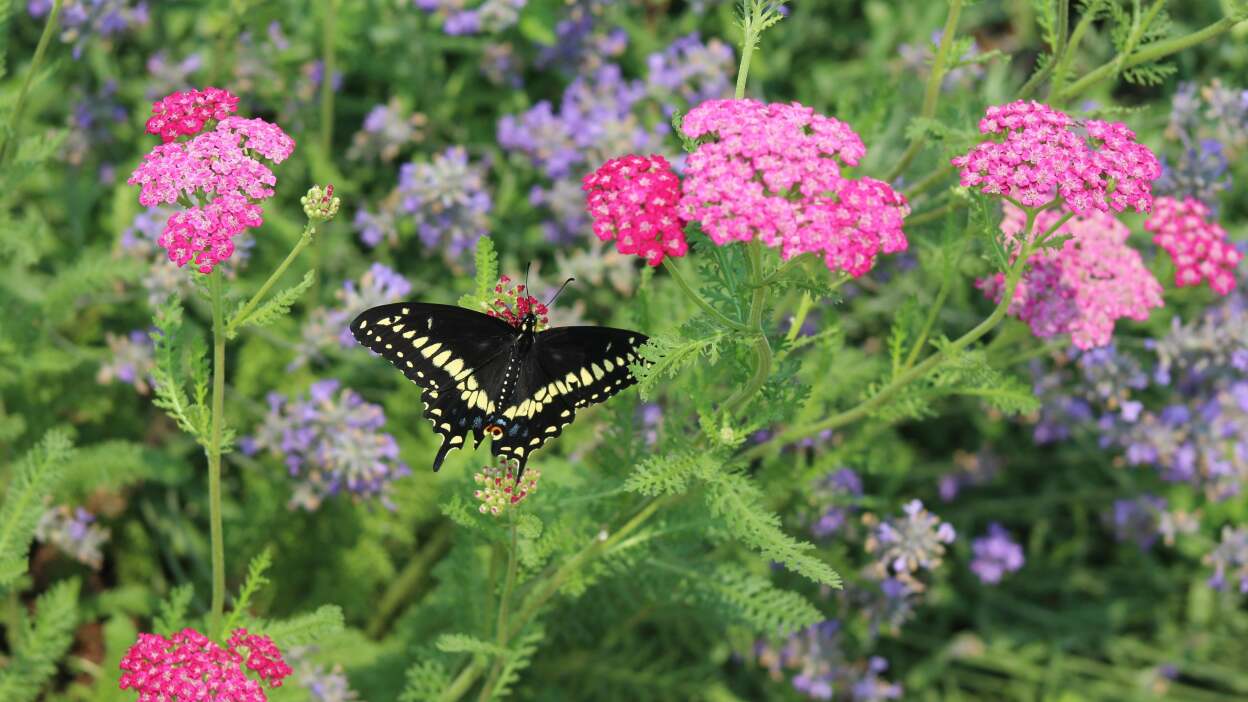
302 184 341 222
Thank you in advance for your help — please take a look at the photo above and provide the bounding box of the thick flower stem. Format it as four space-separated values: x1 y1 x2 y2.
225 223 315 336
1057 13 1245 103
661 258 749 332
207 269 228 639
0 0 63 165
478 514 520 701
722 240 772 417
746 210 1045 459
320 0 338 156
884 0 964 183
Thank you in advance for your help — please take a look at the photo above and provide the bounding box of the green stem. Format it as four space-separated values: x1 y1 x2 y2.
750 209 1047 456
320 0 338 156
884 0 964 182
734 17 755 100
722 241 772 416
479 515 520 701
786 294 813 344
1057 14 1244 102
0 0 63 164
661 258 749 333
225 223 316 335
366 524 452 638
903 202 954 227
755 253 814 287
207 270 227 639
1048 0 1102 100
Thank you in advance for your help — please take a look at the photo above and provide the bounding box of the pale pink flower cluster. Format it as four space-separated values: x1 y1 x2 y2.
952 101 1161 215
146 87 240 142
1145 196 1242 295
118 627 292 701
678 99 909 277
977 205 1164 349
583 154 688 265
128 92 295 274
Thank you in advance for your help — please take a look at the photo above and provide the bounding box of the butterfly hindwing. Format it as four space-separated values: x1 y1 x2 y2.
491 326 648 473
350 302 517 470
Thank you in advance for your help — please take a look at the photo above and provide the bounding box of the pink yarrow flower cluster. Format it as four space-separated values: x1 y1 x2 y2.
677 99 909 277
486 275 550 331
128 90 295 274
978 205 1164 349
952 100 1161 215
146 88 241 142
118 627 292 701
1145 196 1242 295
583 154 688 265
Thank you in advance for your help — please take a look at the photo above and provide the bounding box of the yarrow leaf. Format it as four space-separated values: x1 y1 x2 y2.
400 660 451 702
224 547 274 633
624 450 716 496
227 269 317 338
259 604 345 649
153 585 195 636
0 429 72 590
0 578 80 702
633 329 725 401
435 633 510 657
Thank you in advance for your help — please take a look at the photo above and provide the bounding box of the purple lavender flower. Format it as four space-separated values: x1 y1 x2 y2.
1109 495 1167 550
35 505 110 569
292 264 414 368
535 0 623 72
30 0 149 59
810 468 862 538
415 0 525 35
97 330 154 394
1156 139 1231 209
865 500 955 589
645 33 735 115
969 523 1024 584
64 80 127 166
482 43 523 87
288 647 361 701
356 148 492 258
754 621 904 701
145 51 203 100
637 403 662 447
938 448 1001 501
1206 525 1248 593
244 380 412 510
347 99 427 162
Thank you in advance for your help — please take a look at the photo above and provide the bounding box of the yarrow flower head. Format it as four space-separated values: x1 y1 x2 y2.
952 100 1161 215
35 504 110 569
1145 196 1241 295
864 499 955 590
969 523 1024 584
486 274 550 330
118 627 292 701
128 91 295 274
145 87 240 142
678 99 909 277
301 184 341 222
242 380 411 510
474 455 542 516
583 154 687 265
977 205 1164 349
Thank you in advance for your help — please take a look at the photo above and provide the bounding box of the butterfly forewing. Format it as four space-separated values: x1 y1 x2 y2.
491 326 648 474
350 302 517 470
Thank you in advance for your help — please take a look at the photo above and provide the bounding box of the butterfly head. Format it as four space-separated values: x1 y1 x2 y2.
487 275 551 331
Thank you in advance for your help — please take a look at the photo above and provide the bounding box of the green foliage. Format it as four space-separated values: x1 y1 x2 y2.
460 235 500 310
624 450 715 496
228 269 317 338
400 660 451 702
0 578 80 702
488 624 545 700
436 633 509 656
153 584 195 636
224 547 274 632
633 327 725 401
259 605 346 649
0 429 71 589
702 469 841 588
148 298 211 445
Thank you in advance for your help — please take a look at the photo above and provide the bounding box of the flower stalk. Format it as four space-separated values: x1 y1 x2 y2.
207 269 228 638
0 0 64 165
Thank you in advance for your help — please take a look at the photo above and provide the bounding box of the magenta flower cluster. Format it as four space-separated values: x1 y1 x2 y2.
128 90 295 273
145 87 240 142
678 99 909 277
118 627 291 701
583 153 688 265
1146 196 1242 295
952 100 1161 215
978 205 1164 349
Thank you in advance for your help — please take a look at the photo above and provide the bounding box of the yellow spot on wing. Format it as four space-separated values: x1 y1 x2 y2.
413 336 428 348
580 368 594 385
591 363 605 380
421 342 442 358
445 358 464 376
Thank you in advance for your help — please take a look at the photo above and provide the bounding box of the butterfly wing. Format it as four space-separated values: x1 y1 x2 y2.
491 326 648 474
350 302 517 471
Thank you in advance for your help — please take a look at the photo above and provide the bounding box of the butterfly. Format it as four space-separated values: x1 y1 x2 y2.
349 280 647 478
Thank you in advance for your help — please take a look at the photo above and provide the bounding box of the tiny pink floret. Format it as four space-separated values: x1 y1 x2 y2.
677 99 908 277
145 87 241 142
583 154 687 266
1144 196 1241 296
951 100 1161 216
978 205 1164 349
118 627 292 702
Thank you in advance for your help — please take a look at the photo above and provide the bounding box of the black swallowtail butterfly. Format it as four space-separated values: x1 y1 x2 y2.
349 285 647 477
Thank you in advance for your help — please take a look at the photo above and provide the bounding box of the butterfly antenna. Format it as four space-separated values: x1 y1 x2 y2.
546 277 576 307
523 261 532 295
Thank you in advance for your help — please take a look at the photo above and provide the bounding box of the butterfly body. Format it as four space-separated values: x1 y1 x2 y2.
350 300 647 476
